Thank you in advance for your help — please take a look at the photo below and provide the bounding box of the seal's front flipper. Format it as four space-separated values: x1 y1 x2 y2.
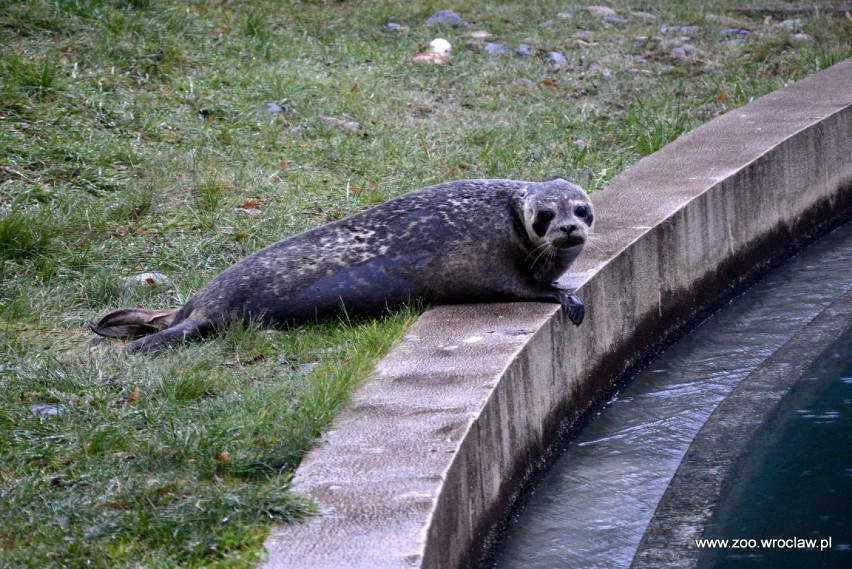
560 292 585 326
90 308 178 339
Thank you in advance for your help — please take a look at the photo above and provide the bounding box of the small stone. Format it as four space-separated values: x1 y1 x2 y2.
424 10 468 28
556 12 573 20
671 47 688 59
660 25 701 34
320 116 364 131
604 16 628 25
792 33 812 41
384 22 410 32
778 18 803 30
574 139 587 148
720 28 751 37
514 44 535 57
484 43 508 56
427 38 452 57
512 78 537 89
584 6 617 17
31 404 65 417
469 30 492 40
631 11 659 22
299 362 319 374
544 51 568 70
266 103 283 113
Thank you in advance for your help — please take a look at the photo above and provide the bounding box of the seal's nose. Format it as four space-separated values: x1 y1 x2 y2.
560 224 577 234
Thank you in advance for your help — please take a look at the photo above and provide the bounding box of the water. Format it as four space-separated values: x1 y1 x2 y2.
491 223 852 569
702 327 852 568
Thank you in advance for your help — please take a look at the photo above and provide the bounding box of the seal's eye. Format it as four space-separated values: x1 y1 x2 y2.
574 205 589 218
538 209 556 222
532 209 556 238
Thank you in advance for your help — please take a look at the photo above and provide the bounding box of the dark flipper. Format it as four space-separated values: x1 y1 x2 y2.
560 292 585 326
122 320 206 353
90 308 179 338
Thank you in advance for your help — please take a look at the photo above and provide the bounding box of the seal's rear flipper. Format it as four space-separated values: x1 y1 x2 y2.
123 320 205 353
90 308 179 338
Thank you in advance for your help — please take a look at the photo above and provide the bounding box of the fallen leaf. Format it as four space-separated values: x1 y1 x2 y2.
715 93 727 103
280 158 289 170
351 83 359 92
127 385 140 404
215 451 230 464
418 140 437 155
239 201 259 210
458 162 471 170
542 79 558 87
412 52 451 66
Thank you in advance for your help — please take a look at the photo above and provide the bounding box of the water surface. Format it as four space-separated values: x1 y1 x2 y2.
492 223 852 569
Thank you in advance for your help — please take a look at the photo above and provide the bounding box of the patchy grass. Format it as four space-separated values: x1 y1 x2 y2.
1 0 849 566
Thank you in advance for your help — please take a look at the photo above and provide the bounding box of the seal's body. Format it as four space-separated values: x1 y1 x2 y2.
92 178 593 352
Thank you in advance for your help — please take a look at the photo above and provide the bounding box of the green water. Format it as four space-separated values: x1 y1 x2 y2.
705 327 852 568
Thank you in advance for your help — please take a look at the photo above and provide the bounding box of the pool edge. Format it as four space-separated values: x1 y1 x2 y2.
262 59 852 569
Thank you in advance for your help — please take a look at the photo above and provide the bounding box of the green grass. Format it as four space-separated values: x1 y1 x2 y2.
1 0 849 566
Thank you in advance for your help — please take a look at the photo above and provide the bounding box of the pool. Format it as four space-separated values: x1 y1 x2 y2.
490 222 852 569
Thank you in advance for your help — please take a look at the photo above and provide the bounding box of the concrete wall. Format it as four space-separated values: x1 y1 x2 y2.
263 59 852 569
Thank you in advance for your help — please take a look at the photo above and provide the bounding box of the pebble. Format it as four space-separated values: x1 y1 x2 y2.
384 22 410 32
556 12 573 20
544 51 567 68
631 11 658 22
512 78 537 89
604 16 628 25
484 42 508 56
425 10 468 28
660 25 701 34
584 6 617 17
574 139 587 148
778 18 803 30
514 44 535 57
720 28 751 36
266 103 283 113
321 115 363 132
31 404 65 417
792 33 812 41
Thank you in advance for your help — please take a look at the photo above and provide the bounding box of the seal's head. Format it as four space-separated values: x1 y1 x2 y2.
519 178 593 283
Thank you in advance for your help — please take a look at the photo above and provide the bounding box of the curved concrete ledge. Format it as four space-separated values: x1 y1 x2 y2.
263 59 852 569
631 289 852 569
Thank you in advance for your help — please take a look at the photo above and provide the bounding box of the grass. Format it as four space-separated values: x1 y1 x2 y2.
1 0 849 566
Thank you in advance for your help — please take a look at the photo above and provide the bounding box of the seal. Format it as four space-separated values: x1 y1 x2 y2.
91 178 594 352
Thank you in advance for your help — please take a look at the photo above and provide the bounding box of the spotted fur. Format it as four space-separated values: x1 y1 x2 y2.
91 178 593 352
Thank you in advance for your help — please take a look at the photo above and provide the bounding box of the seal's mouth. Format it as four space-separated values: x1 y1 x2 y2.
552 234 586 248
